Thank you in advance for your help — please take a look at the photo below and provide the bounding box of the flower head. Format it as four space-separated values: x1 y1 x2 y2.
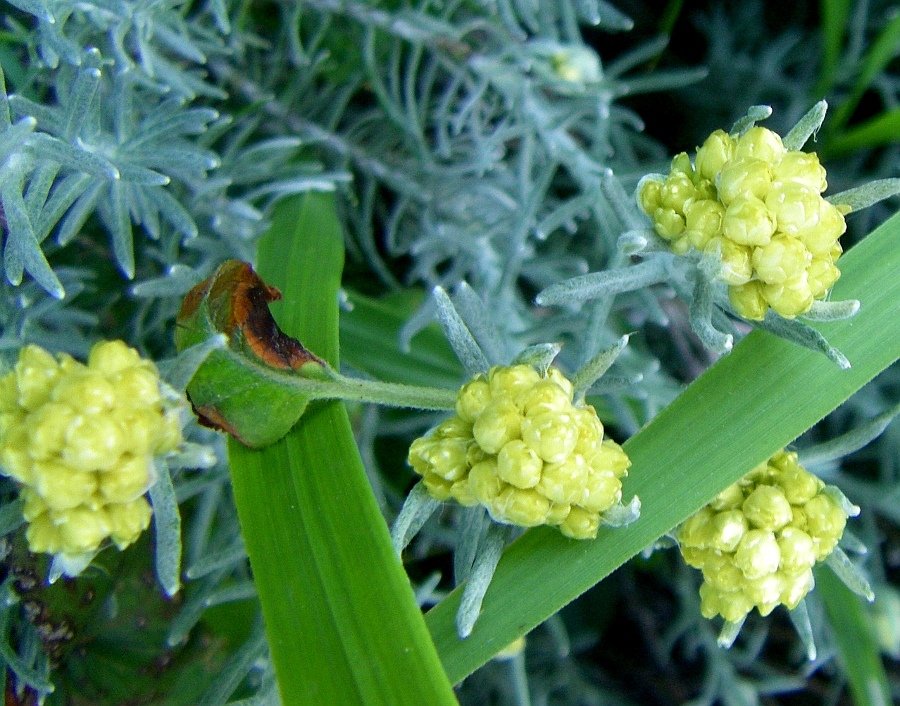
638 124 846 320
0 341 183 576
409 364 631 539
677 450 853 622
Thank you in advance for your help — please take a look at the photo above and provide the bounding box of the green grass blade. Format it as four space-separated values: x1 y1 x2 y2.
817 567 891 706
341 289 463 388
427 210 900 684
815 0 851 96
829 10 900 131
824 107 900 156
228 193 458 705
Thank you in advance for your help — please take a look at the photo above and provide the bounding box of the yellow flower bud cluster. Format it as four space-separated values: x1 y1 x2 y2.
638 126 847 320
677 450 850 623
408 364 631 539
0 342 183 563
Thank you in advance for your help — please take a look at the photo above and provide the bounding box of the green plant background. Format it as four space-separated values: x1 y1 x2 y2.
0 1 898 705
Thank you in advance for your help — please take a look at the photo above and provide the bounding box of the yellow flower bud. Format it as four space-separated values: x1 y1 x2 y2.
0 424 33 483
751 236 811 284
422 471 453 501
88 340 144 375
57 506 113 554
671 152 694 177
449 478 478 507
695 130 735 181
538 453 589 504
559 506 600 540
710 483 746 511
763 273 814 318
111 366 163 409
807 257 840 299
595 439 630 478
701 553 744 590
722 195 776 246
734 127 785 164
744 573 784 615
518 380 573 417
26 513 64 554
98 454 152 503
734 529 781 580
776 526 816 574
0 341 185 573
492 487 550 527
521 410 579 463
52 370 118 415
638 178 663 214
473 399 522 455
684 198 725 250
581 468 621 513
546 502 571 525
15 345 61 412
707 237 753 286
708 509 748 552
652 208 686 240
107 497 153 550
661 173 696 213
488 364 540 400
497 439 543 489
545 367 574 399
678 449 854 622
468 459 504 504
717 159 774 204
27 402 77 462
797 201 846 256
32 459 98 511
803 494 847 561
779 569 814 610
773 151 827 192
729 281 768 321
742 485 793 531
61 413 127 473
455 376 491 423
765 182 822 234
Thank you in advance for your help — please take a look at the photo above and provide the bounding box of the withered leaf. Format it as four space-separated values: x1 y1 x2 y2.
175 259 327 448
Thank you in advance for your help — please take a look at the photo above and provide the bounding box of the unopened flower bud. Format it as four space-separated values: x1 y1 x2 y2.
695 130 735 181
409 364 633 539
0 341 186 576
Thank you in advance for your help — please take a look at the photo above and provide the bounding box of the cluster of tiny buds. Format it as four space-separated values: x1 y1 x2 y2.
408 364 631 540
677 450 852 623
639 126 847 320
0 342 183 567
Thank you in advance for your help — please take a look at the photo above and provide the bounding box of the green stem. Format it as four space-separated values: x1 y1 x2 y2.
300 371 458 411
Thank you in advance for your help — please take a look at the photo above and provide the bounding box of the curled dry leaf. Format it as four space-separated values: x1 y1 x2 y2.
176 259 327 448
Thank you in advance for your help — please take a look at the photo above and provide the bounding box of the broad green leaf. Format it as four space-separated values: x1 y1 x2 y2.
228 193 458 705
427 210 900 684
818 568 891 706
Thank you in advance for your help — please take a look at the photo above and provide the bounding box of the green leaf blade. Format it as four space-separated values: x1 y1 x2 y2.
817 567 891 706
229 193 458 705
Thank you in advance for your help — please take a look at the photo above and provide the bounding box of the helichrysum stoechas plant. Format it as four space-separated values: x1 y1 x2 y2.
408 363 631 540
676 450 855 624
0 340 183 577
638 125 847 320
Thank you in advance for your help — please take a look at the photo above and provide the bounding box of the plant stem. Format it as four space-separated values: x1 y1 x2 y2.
292 370 459 411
